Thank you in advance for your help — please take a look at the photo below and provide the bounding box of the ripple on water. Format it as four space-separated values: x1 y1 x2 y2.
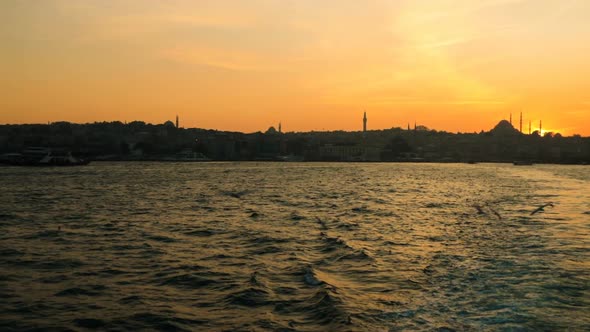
73 318 106 329
0 163 588 331
158 273 218 289
55 285 107 297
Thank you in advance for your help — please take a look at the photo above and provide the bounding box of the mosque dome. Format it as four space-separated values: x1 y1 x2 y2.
490 120 520 136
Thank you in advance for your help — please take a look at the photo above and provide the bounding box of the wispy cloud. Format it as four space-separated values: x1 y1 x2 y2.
419 37 473 49
158 47 288 72
367 98 506 106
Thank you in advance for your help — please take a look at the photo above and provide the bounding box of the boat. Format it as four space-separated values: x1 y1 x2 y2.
0 153 23 166
0 147 90 166
161 149 211 162
513 160 533 166
277 155 304 162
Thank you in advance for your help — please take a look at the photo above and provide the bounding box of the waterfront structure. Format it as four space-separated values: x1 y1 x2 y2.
319 144 381 162
0 116 588 164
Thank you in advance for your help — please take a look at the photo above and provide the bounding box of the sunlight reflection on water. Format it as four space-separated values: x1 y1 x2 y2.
0 162 588 331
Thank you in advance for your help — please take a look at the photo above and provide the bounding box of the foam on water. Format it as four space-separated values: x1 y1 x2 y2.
0 162 589 331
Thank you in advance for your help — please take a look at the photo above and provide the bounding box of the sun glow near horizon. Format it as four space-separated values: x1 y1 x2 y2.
1 0 589 135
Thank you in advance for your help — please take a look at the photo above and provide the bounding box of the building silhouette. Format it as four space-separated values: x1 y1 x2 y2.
0 115 588 164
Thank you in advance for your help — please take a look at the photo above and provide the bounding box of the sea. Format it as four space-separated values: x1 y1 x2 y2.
0 162 588 331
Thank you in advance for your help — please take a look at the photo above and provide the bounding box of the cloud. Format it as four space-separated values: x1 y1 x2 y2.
419 37 473 49
366 98 506 106
158 46 288 72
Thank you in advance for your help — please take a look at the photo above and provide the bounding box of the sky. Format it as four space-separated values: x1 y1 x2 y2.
1 0 589 135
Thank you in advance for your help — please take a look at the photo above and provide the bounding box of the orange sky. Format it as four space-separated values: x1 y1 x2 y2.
1 0 589 135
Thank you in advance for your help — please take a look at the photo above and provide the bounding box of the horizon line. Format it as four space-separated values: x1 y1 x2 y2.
0 119 584 137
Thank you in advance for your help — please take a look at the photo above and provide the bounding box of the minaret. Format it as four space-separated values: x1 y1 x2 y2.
539 120 542 135
519 112 523 133
278 122 282 134
363 112 367 133
175 115 179 128
529 120 531 135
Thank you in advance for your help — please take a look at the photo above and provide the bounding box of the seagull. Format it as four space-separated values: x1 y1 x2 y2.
531 203 554 215
485 203 503 220
473 204 486 215
315 217 328 230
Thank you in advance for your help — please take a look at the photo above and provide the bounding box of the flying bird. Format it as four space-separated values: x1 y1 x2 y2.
531 203 554 215
486 203 503 220
473 204 486 215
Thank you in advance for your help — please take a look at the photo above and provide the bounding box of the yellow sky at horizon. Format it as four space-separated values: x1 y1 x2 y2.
1 0 589 135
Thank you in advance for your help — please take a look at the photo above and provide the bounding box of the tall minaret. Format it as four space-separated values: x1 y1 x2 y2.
278 122 282 134
519 112 523 133
539 120 542 134
363 112 367 133
175 115 179 128
529 120 532 135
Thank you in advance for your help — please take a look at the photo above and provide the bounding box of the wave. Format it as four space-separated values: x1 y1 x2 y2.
118 295 143 304
73 318 106 329
0 248 24 257
332 249 373 263
0 213 17 221
298 289 351 327
334 220 360 231
248 245 283 255
158 273 218 289
303 266 324 286
24 230 65 239
143 233 177 243
222 189 250 199
320 235 354 252
123 312 207 331
184 229 216 237
351 206 371 213
2 163 588 331
290 212 306 220
55 285 106 297
35 258 85 270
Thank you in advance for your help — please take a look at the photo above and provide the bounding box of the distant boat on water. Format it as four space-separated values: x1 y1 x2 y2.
277 155 304 162
161 149 211 162
513 161 533 166
0 147 90 166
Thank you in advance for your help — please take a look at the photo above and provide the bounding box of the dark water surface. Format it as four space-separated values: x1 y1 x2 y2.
0 162 588 331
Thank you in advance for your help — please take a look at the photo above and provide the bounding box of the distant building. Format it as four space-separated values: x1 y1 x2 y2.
319 144 381 162
490 120 520 137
